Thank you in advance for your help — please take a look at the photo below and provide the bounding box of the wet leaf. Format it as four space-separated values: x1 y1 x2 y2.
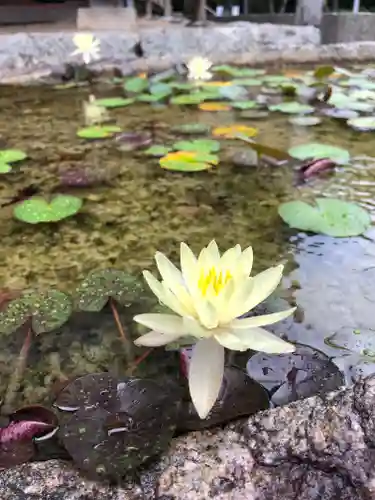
74 269 144 312
278 198 371 237
55 373 181 479
246 344 343 406
123 77 149 93
0 149 27 163
173 139 220 154
27 290 73 334
0 297 31 335
269 102 314 114
76 125 121 139
288 142 350 164
94 97 134 108
13 195 83 224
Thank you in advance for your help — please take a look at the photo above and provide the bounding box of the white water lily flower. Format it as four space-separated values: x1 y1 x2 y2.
71 33 101 65
133 241 295 419
187 56 213 81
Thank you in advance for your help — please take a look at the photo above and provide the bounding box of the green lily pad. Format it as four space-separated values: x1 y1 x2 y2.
160 152 218 172
0 162 12 174
173 139 220 154
340 78 375 90
171 123 211 135
169 82 195 90
76 126 121 139
231 100 258 110
288 142 350 165
0 290 72 335
0 149 27 163
349 89 375 101
94 97 134 108
313 65 335 79
269 102 314 114
347 116 375 132
263 75 292 85
170 94 205 105
218 85 247 101
288 116 322 126
144 145 172 157
13 195 83 224
123 77 149 93
137 93 169 103
278 198 371 237
149 82 173 96
334 100 375 113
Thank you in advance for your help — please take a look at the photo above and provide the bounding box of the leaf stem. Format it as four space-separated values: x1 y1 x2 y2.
109 299 133 361
1 326 33 414
126 348 153 376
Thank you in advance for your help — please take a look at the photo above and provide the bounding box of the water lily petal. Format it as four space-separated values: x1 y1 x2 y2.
133 313 185 335
180 242 199 295
134 330 184 346
218 277 254 323
233 327 295 353
143 271 188 317
230 307 296 329
188 338 225 419
220 244 241 272
238 245 254 276
205 240 220 264
183 316 212 338
244 265 284 312
214 331 248 350
193 298 218 329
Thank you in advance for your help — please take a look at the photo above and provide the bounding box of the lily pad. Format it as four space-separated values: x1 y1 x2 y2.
231 100 258 110
269 102 314 114
170 94 205 105
123 77 149 93
198 102 231 112
94 97 134 108
212 125 258 139
149 82 173 96
0 290 72 335
137 93 169 103
0 162 12 174
14 195 82 224
74 269 144 312
218 85 248 101
288 142 350 164
322 108 359 120
278 198 371 237
347 116 375 132
313 65 335 79
246 344 343 406
76 126 121 139
288 116 322 126
0 149 27 163
144 145 172 157
173 139 220 154
171 123 211 135
160 151 218 172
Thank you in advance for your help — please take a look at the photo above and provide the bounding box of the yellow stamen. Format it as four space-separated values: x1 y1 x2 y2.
198 267 232 296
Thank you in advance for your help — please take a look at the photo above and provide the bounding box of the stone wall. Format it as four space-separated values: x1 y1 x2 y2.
321 13 375 43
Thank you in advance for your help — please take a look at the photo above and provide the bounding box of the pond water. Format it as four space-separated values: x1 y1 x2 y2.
1 65 375 472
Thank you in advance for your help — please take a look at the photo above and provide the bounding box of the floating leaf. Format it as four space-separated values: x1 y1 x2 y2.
170 94 204 105
0 162 12 174
240 110 269 120
137 93 168 103
160 151 218 172
218 85 248 101
149 82 173 96
76 125 121 139
288 116 322 126
263 75 291 85
212 124 258 139
269 102 314 114
123 77 149 93
336 100 375 113
313 65 335 79
347 116 375 132
288 142 350 164
0 297 32 335
13 195 83 224
198 102 230 111
0 149 27 163
74 269 144 312
173 139 220 154
94 97 134 108
171 123 211 135
322 108 359 120
144 145 172 157
231 100 258 110
278 198 371 237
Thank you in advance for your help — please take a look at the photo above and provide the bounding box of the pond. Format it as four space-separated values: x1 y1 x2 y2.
1 62 375 479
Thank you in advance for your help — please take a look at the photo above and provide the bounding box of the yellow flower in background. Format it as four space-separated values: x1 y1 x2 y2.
71 33 101 64
133 241 295 419
187 56 213 81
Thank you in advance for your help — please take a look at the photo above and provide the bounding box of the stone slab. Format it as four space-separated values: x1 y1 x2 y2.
76 7 137 31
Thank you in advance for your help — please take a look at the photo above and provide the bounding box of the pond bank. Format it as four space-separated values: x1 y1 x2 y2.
1 374 373 500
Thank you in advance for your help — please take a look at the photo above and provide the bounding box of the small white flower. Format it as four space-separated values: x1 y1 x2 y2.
71 33 101 65
133 240 296 419
187 56 213 81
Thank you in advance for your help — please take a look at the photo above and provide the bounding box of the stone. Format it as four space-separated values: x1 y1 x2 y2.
76 7 138 31
3 376 375 498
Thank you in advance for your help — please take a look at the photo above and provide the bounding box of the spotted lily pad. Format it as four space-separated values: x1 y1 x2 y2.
0 290 72 335
347 116 375 132
269 102 314 114
74 269 144 312
288 143 350 165
54 373 181 479
246 344 343 406
76 126 121 139
278 198 371 237
94 97 134 108
173 139 220 154
13 195 82 224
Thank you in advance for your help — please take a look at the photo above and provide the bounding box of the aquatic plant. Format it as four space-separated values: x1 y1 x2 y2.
71 33 100 64
278 199 371 237
13 195 83 224
159 151 219 172
0 148 27 174
133 240 296 419
187 56 213 82
76 125 122 139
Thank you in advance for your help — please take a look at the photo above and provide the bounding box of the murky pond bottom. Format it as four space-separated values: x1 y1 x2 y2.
1 65 375 476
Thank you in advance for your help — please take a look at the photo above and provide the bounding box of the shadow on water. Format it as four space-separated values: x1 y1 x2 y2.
1 72 375 410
